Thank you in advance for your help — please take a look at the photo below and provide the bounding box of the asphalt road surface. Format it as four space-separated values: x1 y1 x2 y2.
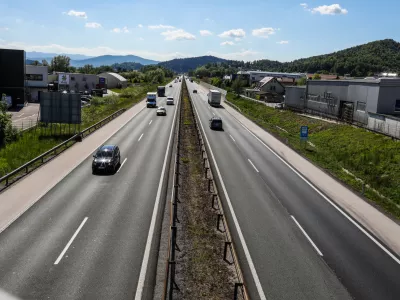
186 79 400 300
10 104 40 130
0 82 181 300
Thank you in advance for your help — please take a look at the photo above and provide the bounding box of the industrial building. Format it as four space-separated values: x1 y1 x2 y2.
25 65 48 102
48 72 100 93
234 70 306 85
98 72 128 89
0 49 26 108
284 78 400 138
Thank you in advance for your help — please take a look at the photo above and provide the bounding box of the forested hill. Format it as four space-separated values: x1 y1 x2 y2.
249 39 400 76
158 56 228 73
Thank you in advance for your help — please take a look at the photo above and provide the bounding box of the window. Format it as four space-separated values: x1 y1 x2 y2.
395 99 400 112
357 101 366 112
26 74 43 81
270 86 276 91
71 76 75 81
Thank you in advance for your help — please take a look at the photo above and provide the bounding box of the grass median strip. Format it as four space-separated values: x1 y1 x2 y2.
174 81 240 299
227 93 400 220
0 80 172 179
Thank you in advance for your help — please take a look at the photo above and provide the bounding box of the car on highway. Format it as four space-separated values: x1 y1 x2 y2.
92 145 121 174
193 89 197 93
209 116 223 130
166 97 174 105
157 106 167 116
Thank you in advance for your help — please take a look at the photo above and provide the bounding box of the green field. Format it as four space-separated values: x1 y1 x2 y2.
226 93 400 219
0 80 171 178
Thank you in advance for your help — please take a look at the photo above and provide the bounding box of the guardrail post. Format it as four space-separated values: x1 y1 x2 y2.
233 283 243 300
204 167 209 179
208 179 213 192
203 158 207 168
217 214 224 232
224 241 232 264
211 194 218 210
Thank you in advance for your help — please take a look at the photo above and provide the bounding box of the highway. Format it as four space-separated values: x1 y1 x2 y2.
186 79 400 300
0 81 181 299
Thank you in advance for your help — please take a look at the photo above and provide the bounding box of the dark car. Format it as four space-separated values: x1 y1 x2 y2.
193 89 197 93
209 117 223 130
92 145 121 174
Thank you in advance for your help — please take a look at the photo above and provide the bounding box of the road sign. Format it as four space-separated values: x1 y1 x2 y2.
300 126 308 140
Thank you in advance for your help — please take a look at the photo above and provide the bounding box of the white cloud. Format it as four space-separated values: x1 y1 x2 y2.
0 39 193 61
0 27 9 31
207 49 259 61
221 41 235 46
312 4 348 15
63 10 87 19
85 22 102 29
234 37 242 42
301 3 348 15
252 27 276 38
200 30 212 36
138 24 143 28
277 40 289 44
218 29 246 39
111 26 130 33
148 24 175 29
161 29 196 41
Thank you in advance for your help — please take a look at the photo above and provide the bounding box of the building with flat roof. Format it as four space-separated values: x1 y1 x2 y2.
237 70 306 84
98 72 128 89
25 65 48 102
48 72 100 93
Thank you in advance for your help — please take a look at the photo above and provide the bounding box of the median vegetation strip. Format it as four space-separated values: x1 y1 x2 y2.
172 81 241 299
226 93 400 220
0 80 171 178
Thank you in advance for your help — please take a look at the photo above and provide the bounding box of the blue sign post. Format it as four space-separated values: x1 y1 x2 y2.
300 126 308 141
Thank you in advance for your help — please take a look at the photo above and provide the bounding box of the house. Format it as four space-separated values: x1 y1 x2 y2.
25 65 48 102
244 77 285 102
98 72 128 89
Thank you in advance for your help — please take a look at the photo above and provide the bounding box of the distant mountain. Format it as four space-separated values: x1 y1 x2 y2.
71 55 159 67
26 51 94 61
158 55 228 72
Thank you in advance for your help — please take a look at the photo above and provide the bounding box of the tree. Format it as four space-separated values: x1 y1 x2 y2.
51 55 71 72
232 78 245 95
0 94 17 147
42 59 49 66
312 73 321 80
80 64 95 74
32 60 40 66
297 77 307 86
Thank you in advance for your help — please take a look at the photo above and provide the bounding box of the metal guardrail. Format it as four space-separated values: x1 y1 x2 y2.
224 99 242 112
0 108 126 190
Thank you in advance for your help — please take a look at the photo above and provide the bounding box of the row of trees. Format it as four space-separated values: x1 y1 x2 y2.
0 95 17 147
120 66 175 84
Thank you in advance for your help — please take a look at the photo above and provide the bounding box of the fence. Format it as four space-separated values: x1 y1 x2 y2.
0 108 126 191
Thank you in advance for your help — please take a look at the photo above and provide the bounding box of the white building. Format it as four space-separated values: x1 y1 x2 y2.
25 65 48 102
98 72 128 89
48 72 100 93
238 70 307 84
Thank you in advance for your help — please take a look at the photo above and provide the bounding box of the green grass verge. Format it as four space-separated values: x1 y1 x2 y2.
0 79 172 178
110 88 122 93
226 93 400 219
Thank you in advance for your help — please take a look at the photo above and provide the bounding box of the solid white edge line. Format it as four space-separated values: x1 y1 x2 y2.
134 83 181 300
191 96 267 300
0 104 147 235
230 107 400 265
117 158 127 173
248 159 259 173
138 133 144 141
291 216 323 256
149 120 152 125
229 134 236 143
54 217 88 265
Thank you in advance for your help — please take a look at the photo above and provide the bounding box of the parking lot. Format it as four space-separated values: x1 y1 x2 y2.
10 104 40 130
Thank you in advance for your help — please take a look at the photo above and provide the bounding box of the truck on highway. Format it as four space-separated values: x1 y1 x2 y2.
157 86 166 97
146 92 157 108
207 89 222 107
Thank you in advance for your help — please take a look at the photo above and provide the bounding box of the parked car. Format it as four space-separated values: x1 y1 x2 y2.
92 145 121 174
209 117 223 130
157 106 167 116
193 89 197 93
166 97 174 105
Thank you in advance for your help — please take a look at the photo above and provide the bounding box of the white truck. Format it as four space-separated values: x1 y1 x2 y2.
207 89 221 107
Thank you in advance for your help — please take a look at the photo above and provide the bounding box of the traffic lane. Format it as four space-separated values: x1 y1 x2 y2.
216 108 400 300
0 85 180 298
190 91 352 300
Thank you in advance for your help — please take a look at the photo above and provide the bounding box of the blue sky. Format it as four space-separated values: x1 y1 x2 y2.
0 0 399 62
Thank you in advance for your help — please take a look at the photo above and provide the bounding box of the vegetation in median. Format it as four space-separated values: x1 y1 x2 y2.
226 93 400 220
0 80 171 178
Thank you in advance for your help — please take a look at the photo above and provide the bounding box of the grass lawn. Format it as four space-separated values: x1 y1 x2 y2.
226 93 400 219
0 79 172 178
110 88 122 93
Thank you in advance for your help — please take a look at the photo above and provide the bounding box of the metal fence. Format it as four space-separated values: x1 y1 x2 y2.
0 108 126 191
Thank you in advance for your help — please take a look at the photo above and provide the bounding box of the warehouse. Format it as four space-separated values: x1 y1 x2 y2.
48 72 99 93
25 65 48 102
0 49 26 108
98 72 128 89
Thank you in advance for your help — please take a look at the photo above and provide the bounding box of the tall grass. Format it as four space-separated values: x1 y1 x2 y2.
0 79 172 178
227 93 400 219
